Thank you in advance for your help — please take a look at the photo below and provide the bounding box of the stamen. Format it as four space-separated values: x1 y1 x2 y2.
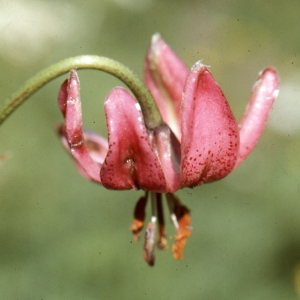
166 193 193 260
143 220 156 266
166 193 179 229
131 192 192 265
143 192 158 266
156 193 168 250
130 192 148 241
151 192 157 218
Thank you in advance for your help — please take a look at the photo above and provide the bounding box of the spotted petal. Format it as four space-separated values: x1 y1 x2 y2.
180 62 239 187
100 87 168 192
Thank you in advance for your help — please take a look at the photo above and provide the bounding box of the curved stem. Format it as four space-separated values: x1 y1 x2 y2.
0 55 163 129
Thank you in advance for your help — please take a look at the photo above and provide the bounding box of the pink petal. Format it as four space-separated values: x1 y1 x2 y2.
58 79 68 117
58 70 104 183
234 68 279 168
81 129 108 165
57 125 108 180
180 62 239 187
153 125 181 193
144 33 189 141
100 87 168 192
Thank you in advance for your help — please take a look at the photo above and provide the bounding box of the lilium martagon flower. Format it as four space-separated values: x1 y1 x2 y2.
57 34 279 266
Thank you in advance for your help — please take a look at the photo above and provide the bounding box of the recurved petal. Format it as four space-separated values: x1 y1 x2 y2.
180 62 239 187
57 70 103 183
57 126 108 180
144 33 189 141
100 87 167 192
58 79 68 117
234 68 279 169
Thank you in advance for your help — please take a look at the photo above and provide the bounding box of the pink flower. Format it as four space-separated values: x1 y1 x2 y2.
57 34 279 266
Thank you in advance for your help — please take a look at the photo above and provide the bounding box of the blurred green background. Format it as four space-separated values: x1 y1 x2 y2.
1 0 300 299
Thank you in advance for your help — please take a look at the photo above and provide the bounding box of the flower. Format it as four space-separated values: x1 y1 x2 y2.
57 34 279 266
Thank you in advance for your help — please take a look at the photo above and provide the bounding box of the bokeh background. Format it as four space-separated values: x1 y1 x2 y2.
1 0 300 299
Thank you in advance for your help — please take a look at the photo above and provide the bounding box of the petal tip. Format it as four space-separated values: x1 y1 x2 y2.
69 69 79 82
259 67 279 84
68 70 81 99
149 33 163 62
151 32 161 44
191 60 210 72
256 67 280 100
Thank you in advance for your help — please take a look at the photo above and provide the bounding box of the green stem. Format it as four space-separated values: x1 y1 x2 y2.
0 55 163 129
